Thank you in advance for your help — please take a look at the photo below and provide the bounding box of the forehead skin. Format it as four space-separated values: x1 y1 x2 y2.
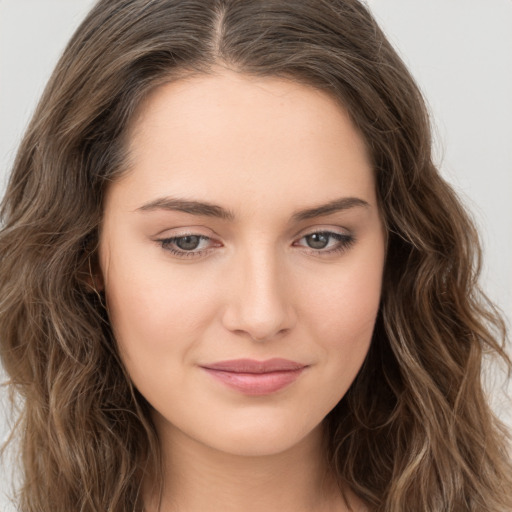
108 69 376 224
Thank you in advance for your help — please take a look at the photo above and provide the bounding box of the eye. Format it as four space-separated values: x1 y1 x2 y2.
294 231 355 254
158 234 217 258
173 235 203 251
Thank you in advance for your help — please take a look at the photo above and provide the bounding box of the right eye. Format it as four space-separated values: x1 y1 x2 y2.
158 234 218 258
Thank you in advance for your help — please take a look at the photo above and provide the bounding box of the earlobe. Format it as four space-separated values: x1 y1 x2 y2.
87 255 105 293
78 253 105 294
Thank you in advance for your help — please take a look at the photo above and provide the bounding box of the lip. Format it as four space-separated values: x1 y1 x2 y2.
200 358 308 395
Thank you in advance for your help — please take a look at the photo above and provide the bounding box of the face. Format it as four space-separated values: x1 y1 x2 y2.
98 70 386 457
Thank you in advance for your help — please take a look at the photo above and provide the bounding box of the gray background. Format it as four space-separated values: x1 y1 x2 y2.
1 0 511 509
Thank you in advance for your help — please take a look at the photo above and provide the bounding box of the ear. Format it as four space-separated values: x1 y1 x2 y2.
88 253 105 292
78 252 105 294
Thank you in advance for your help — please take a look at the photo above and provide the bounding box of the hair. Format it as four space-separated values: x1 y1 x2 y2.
1 0 511 510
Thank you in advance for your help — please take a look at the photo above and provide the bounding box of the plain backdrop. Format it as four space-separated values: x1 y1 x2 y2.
1 1 511 509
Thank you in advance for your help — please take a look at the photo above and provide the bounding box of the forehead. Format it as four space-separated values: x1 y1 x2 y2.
111 69 376 216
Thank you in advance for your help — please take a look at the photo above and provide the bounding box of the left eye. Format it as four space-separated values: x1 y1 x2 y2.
295 231 354 252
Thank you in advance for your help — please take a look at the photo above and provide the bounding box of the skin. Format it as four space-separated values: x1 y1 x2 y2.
98 68 385 512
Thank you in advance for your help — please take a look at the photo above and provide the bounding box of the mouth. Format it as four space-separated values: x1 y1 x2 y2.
199 358 308 395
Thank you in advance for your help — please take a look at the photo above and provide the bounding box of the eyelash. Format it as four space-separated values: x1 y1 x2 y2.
293 232 355 254
159 235 218 259
157 231 355 259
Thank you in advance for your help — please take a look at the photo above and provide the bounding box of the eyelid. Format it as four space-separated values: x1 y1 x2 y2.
297 225 351 238
156 231 222 259
294 231 355 248
293 225 352 244
153 225 218 238
293 229 355 254
156 226 355 259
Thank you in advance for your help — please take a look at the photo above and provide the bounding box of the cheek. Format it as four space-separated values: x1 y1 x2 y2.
101 243 220 374
306 252 382 337
299 250 383 390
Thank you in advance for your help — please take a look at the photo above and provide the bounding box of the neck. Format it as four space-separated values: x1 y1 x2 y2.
144 418 357 512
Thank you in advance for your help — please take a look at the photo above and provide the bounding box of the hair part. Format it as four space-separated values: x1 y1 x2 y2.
1 1 511 510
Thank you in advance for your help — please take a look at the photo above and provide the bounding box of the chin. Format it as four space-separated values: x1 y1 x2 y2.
197 420 322 458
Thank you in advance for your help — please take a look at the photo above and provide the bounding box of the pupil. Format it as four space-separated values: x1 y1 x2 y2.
306 233 329 249
176 236 200 250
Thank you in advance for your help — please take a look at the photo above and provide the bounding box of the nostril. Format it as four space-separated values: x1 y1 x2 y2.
220 258 297 340
248 326 291 343
222 302 297 342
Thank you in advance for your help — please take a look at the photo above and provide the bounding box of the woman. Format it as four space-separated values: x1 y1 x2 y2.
0 0 511 511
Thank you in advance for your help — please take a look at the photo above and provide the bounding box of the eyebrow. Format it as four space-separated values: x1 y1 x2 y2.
291 196 370 221
136 196 370 221
137 197 235 220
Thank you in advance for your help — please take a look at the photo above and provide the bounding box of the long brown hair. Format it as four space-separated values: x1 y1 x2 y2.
1 0 511 510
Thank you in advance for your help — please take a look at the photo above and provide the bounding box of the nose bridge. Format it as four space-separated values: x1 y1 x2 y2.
222 241 295 341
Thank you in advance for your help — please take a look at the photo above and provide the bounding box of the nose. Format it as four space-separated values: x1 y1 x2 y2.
221 246 297 342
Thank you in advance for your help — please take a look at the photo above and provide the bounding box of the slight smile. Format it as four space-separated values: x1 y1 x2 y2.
200 358 309 395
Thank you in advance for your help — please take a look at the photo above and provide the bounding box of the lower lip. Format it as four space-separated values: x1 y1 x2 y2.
201 367 306 395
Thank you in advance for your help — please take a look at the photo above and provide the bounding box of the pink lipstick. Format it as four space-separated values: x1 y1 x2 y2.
200 358 307 395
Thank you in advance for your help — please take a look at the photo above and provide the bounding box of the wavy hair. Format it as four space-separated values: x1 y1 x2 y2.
1 0 511 510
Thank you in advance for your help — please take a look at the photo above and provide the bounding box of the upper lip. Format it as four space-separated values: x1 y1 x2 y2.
200 358 306 373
